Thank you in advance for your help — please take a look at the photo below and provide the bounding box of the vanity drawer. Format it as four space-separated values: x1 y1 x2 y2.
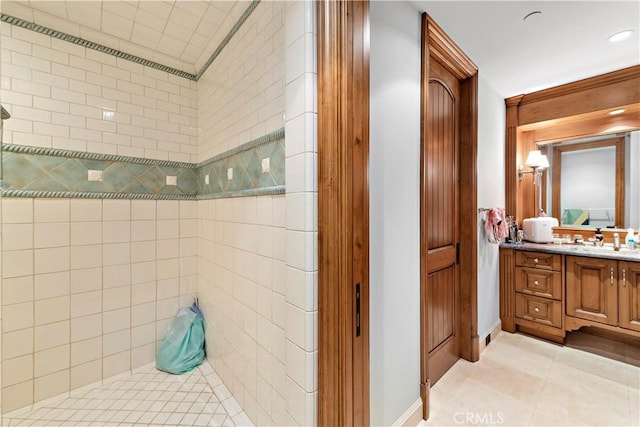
515 293 562 328
516 267 562 299
516 251 561 271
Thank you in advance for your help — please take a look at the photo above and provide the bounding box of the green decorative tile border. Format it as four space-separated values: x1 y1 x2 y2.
197 128 285 199
0 0 261 82
1 127 285 200
2 145 197 197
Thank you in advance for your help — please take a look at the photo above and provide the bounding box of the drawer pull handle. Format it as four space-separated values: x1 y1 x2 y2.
534 280 539 286
623 269 626 287
610 267 614 286
534 307 540 313
533 258 539 263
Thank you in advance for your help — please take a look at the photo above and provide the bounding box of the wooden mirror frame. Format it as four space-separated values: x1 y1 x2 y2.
505 65 640 233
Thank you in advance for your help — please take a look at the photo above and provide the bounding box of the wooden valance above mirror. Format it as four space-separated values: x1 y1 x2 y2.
505 65 640 226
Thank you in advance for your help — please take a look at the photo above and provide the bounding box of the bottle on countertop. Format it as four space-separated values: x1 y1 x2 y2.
594 228 604 246
613 233 620 251
626 228 636 249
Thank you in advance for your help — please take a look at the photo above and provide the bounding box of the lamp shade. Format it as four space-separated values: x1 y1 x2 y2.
525 150 542 167
538 154 549 169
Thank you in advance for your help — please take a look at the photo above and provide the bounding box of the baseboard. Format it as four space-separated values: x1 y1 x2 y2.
479 320 502 354
392 398 423 427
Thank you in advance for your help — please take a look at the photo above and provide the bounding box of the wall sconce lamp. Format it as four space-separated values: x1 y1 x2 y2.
518 150 549 181
518 149 549 216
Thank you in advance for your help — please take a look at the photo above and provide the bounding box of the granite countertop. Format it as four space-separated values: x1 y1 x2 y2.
500 241 640 262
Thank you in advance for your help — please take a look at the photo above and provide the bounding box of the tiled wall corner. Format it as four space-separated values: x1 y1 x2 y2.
195 2 287 426
196 2 285 163
0 25 198 163
0 198 197 414
284 1 318 426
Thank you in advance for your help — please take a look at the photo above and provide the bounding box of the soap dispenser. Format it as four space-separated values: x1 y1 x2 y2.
626 228 636 249
594 228 604 246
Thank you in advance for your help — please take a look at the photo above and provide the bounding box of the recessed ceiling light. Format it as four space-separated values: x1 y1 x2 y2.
608 30 633 42
609 109 625 115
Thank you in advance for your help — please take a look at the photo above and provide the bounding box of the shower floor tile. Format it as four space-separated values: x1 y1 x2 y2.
3 362 253 427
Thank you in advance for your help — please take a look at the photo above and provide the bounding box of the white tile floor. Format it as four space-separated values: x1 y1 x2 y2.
420 331 640 426
3 361 253 427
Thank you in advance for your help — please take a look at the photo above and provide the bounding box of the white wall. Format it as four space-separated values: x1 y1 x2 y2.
370 3 506 424
370 2 422 425
476 75 506 338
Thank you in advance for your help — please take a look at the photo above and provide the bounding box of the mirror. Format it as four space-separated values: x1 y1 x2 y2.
541 130 639 229
505 67 640 228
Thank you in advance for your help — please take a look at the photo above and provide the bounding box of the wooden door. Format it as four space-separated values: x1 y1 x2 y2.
619 261 640 332
566 255 618 326
420 14 479 421
424 58 461 385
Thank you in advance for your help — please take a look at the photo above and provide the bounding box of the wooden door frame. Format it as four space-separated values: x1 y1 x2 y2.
317 1 370 425
419 13 479 420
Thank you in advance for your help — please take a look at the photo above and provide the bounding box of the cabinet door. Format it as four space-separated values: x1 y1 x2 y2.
566 256 618 326
619 261 640 332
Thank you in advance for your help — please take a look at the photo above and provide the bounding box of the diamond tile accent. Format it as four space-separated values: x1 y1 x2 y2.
197 129 285 199
1 128 284 200
2 150 197 198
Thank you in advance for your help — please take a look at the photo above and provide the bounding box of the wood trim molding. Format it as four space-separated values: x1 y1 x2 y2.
317 1 370 425
420 12 479 421
504 65 640 224
518 66 640 106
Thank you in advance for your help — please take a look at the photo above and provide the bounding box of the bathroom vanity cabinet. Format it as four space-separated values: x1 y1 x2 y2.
566 257 640 332
500 243 640 343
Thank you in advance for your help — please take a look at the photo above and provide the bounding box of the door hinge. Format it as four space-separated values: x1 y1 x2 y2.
456 243 460 265
355 283 361 337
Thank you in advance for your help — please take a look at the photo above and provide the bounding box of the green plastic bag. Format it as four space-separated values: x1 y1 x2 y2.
156 302 205 374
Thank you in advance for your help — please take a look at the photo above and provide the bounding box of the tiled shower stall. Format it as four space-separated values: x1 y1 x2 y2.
0 1 318 425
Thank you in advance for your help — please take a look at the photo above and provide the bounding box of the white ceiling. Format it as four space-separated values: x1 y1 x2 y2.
0 0 251 75
0 1 638 95
413 1 640 97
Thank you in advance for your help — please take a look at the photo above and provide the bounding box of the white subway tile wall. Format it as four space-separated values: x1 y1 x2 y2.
195 2 302 426
0 0 317 424
284 1 318 426
196 2 285 163
0 198 198 413
0 24 198 163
